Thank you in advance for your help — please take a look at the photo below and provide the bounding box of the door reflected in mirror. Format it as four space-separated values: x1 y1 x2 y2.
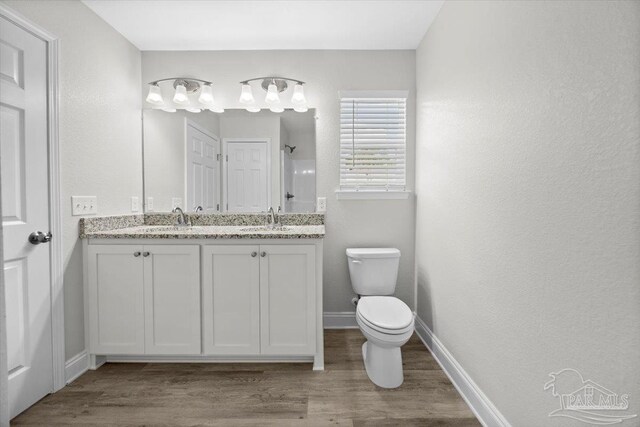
143 109 316 213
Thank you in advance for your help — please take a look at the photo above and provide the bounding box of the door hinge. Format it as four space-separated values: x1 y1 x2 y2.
216 203 220 211
225 155 228 162
226 203 228 210
216 154 220 161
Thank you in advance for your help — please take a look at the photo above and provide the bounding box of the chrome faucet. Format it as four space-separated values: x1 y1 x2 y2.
172 207 191 226
266 206 280 228
194 205 203 212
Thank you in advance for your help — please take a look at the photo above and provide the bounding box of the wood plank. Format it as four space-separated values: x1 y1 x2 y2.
12 330 480 426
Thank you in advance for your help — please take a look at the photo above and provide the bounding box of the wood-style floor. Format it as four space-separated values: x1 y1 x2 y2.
13 330 480 426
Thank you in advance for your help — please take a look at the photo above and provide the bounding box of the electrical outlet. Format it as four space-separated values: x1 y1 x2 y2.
71 196 98 216
317 197 327 213
131 196 139 212
146 197 154 212
171 198 183 210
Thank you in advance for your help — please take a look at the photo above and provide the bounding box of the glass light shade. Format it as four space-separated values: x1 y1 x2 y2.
239 84 255 104
161 107 176 113
208 106 225 113
291 84 306 105
198 84 214 105
265 83 280 105
269 106 284 113
173 83 189 105
185 107 201 113
146 84 164 105
246 105 261 113
293 104 308 113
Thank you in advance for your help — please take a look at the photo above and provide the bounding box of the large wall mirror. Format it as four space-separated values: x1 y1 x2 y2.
143 109 316 213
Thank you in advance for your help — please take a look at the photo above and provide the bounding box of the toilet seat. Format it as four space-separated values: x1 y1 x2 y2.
356 296 414 335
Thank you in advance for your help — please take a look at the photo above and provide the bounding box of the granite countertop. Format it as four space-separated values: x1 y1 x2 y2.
79 213 325 239
83 224 325 239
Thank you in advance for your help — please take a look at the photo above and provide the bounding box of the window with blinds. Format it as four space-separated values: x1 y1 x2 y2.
340 96 407 191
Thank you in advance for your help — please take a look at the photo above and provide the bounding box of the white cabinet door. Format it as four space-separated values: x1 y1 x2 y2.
88 245 145 354
143 245 201 355
203 245 260 354
260 245 316 355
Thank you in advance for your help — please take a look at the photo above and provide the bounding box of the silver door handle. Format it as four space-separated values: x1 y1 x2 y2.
260 251 267 257
143 251 150 257
251 251 257 257
134 251 141 257
28 231 52 245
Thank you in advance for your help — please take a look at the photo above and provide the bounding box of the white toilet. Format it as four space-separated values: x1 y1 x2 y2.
346 248 414 388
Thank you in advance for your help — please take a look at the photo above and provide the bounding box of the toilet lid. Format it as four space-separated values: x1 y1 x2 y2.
356 296 413 331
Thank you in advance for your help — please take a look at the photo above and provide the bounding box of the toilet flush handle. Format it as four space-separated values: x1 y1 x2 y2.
351 259 362 264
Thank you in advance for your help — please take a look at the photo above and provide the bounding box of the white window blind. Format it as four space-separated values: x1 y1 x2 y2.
340 96 406 191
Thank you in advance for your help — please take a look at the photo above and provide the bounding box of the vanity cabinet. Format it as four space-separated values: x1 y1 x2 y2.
87 244 200 355
84 235 324 369
202 244 316 356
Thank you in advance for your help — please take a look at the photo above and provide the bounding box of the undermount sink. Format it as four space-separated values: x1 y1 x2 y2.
240 225 295 232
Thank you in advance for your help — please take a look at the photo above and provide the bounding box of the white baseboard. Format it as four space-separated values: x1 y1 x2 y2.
323 311 358 329
414 315 511 427
64 351 89 384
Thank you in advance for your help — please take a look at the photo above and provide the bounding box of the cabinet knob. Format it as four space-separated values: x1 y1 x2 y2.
143 251 150 257
251 251 257 257
133 251 141 257
260 251 267 257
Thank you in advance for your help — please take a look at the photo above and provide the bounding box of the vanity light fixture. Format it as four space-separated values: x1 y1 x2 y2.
145 77 224 113
145 83 164 105
238 77 308 113
173 82 189 105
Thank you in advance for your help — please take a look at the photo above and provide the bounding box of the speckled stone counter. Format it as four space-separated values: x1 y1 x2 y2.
79 213 325 239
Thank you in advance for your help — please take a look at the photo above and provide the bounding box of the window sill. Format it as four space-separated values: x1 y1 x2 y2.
335 190 412 200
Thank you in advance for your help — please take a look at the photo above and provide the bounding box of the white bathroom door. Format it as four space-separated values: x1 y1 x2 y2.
186 122 219 212
225 141 269 212
1 16 53 418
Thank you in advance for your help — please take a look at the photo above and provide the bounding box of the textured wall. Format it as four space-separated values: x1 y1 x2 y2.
142 51 417 313
2 0 143 359
415 1 640 424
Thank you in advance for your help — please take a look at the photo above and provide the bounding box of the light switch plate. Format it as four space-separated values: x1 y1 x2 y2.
146 197 154 212
131 196 139 212
317 197 327 213
71 196 97 216
171 198 183 210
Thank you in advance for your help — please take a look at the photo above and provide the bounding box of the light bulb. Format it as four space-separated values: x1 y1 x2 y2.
246 105 261 113
146 84 164 105
198 84 214 105
265 83 280 105
293 104 308 113
173 83 189 105
208 106 225 113
269 106 284 113
185 107 201 113
291 84 306 105
239 84 255 104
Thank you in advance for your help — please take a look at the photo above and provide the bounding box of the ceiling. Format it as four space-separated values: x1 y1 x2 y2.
82 0 444 51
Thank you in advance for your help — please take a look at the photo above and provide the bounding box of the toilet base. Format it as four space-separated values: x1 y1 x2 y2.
361 341 404 388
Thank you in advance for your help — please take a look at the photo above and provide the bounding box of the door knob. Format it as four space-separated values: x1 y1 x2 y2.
142 251 150 257
260 251 267 257
251 251 257 257
133 251 141 257
28 231 52 245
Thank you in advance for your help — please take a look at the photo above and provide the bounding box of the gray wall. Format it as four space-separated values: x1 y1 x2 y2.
142 51 417 313
415 1 640 424
3 0 143 360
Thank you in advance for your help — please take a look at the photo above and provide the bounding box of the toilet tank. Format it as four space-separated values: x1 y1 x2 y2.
346 248 401 296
